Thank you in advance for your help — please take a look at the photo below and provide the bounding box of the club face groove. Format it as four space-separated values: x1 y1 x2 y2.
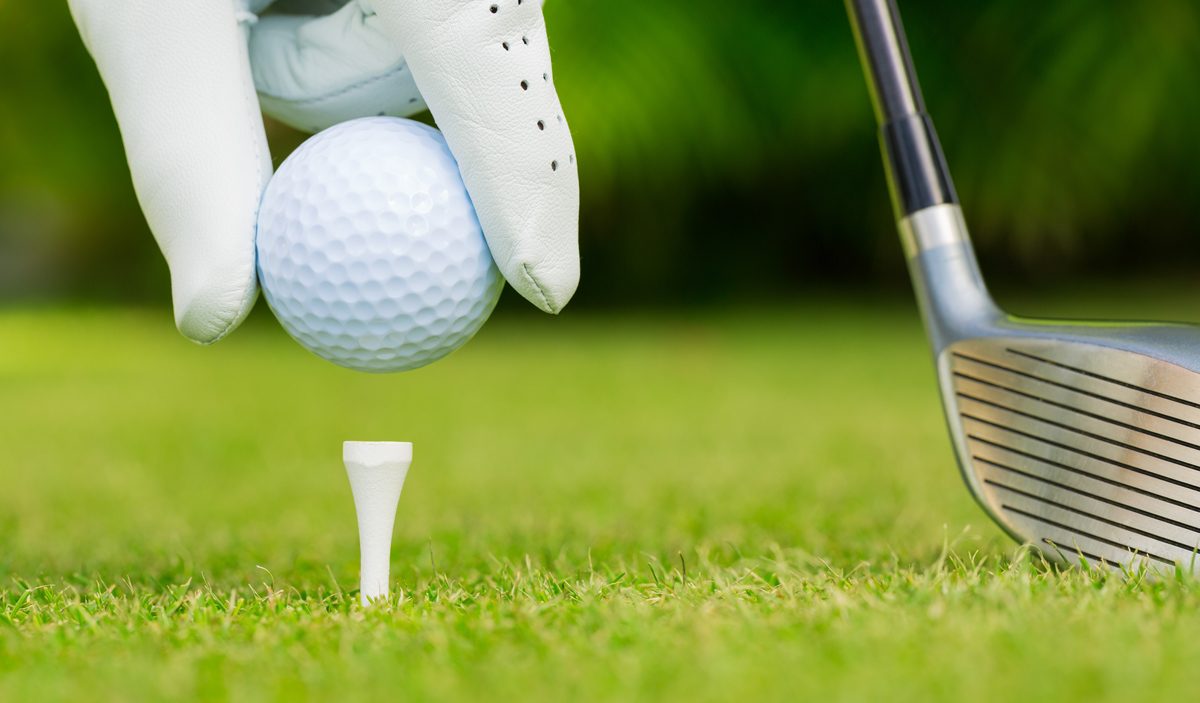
941 337 1200 571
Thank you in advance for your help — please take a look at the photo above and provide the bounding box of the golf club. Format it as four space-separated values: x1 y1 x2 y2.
847 0 1200 571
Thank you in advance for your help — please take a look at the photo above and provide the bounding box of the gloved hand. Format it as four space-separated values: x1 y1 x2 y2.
68 0 580 344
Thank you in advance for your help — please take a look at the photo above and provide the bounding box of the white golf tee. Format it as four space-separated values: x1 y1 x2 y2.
343 441 412 605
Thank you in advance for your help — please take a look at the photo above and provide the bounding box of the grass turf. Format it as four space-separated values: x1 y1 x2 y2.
3 290 1200 701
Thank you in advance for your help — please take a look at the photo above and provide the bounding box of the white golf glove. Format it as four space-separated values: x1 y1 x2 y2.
69 0 580 344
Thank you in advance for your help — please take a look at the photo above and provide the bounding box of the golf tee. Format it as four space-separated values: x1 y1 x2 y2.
343 441 412 605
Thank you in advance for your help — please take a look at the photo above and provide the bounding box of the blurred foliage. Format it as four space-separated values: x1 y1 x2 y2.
2 1 1200 304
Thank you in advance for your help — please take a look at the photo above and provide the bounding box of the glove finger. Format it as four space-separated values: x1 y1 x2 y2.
249 2 426 132
368 0 579 314
68 1 271 343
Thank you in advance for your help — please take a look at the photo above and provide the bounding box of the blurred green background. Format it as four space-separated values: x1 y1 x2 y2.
4 1 1200 307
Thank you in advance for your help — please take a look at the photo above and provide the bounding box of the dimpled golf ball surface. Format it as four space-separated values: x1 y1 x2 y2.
257 117 503 372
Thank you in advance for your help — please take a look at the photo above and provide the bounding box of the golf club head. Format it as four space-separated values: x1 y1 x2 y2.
909 206 1200 572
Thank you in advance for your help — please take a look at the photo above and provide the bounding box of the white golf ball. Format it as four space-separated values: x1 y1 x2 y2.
256 117 503 372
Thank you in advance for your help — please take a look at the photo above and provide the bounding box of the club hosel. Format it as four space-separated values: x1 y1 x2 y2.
900 204 1001 352
880 113 958 220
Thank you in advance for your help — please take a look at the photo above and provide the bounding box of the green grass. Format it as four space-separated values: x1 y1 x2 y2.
4 291 1200 701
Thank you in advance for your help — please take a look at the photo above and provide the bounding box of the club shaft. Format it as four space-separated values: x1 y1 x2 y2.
846 0 957 219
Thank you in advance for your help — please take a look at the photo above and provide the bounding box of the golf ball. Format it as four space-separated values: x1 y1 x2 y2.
256 117 503 372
